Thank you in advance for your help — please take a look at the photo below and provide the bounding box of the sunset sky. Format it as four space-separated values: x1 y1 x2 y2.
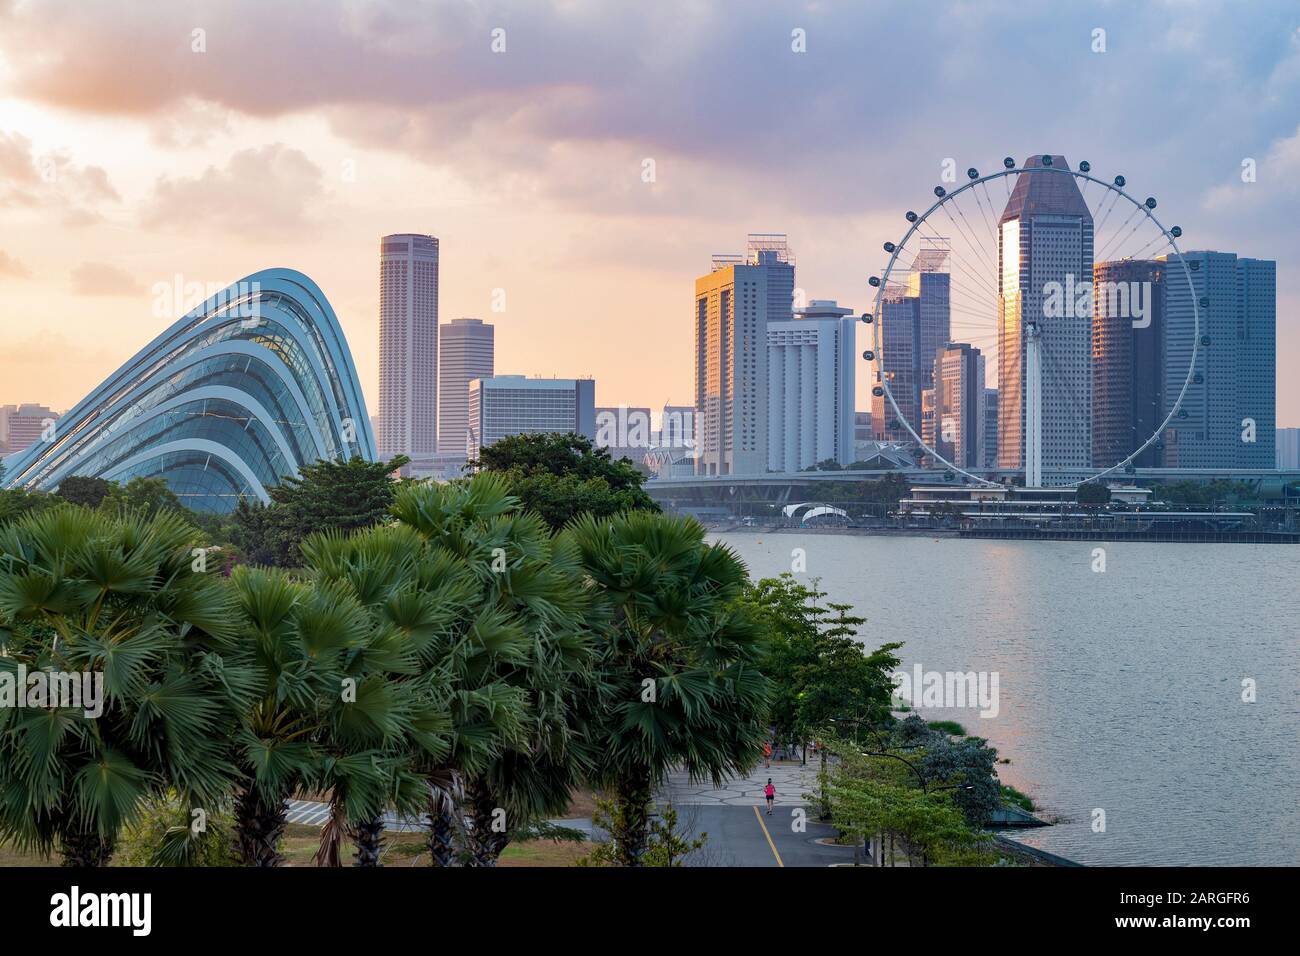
1 0 1297 424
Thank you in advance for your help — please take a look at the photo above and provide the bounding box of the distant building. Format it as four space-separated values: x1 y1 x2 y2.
659 404 695 452
467 376 596 454
920 387 936 458
438 318 494 456
854 410 874 462
997 155 1093 473
1158 251 1275 469
1278 427 1300 469
933 343 986 469
984 389 999 469
1092 259 1165 469
766 298 855 471
378 233 439 460
873 242 950 444
0 403 59 456
695 235 794 475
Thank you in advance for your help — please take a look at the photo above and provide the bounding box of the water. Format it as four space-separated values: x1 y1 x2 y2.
715 531 1300 866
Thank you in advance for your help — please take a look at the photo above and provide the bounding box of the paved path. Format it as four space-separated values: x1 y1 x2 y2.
282 760 855 867
660 759 821 806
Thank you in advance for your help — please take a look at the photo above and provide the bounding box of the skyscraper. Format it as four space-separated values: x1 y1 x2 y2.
378 233 439 461
872 242 950 443
766 299 855 471
984 388 999 468
1158 251 1275 468
437 317 494 456
934 343 986 469
1092 259 1165 468
694 235 794 475
997 155 1093 477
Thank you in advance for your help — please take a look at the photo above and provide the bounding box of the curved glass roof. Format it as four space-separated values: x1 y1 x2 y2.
1 269 377 512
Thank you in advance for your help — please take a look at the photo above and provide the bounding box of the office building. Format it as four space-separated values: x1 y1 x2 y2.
933 343 986 469
378 233 439 460
997 155 1093 474
0 403 59 456
872 242 950 444
438 317 494 456
467 376 596 454
1158 251 1275 469
766 298 855 471
694 234 794 475
1278 427 1300 469
1092 259 1165 469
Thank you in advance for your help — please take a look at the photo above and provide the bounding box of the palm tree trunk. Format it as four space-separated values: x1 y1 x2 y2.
466 777 509 866
235 787 287 867
353 816 384 867
60 827 113 867
612 772 652 867
427 802 458 867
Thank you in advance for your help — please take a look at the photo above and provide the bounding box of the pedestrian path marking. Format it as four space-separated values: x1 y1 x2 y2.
752 805 784 867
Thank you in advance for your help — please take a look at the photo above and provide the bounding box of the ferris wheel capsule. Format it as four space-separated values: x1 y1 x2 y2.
1003 157 1015 168
1079 160 1091 172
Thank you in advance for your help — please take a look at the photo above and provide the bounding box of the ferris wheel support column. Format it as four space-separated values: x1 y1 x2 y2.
1025 320 1043 488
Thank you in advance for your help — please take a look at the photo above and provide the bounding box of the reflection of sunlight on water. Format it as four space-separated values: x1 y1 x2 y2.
714 532 1300 866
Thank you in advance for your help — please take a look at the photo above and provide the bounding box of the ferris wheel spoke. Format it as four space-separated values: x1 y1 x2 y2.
1095 205 1143 262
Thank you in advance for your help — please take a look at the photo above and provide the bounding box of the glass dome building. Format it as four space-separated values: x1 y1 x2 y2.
1 269 376 512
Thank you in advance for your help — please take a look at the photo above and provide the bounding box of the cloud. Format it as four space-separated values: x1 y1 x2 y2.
141 143 325 236
0 249 30 277
0 129 119 217
70 261 143 295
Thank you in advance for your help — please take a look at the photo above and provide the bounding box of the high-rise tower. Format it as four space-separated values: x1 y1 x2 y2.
438 318 494 456
997 156 1093 480
378 233 439 460
694 234 794 475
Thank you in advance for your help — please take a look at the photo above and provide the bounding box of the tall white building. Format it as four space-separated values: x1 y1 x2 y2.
467 376 596 455
438 318 494 456
766 299 855 471
694 235 794 475
378 233 439 460
997 155 1093 475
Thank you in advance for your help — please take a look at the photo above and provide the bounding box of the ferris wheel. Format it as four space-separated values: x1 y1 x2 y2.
863 155 1201 488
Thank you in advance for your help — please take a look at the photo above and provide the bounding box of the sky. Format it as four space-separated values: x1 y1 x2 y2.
0 0 1297 425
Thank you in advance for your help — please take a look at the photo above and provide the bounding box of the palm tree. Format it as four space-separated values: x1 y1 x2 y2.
568 511 771 865
0 506 253 865
228 563 448 866
389 475 602 865
301 515 527 867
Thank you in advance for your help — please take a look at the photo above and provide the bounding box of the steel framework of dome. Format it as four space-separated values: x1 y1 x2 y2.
1 269 376 512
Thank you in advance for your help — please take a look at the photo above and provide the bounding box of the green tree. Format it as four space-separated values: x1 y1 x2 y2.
469 433 657 530
570 511 770 865
386 474 606 865
99 476 183 518
226 561 447 867
1076 481 1112 505
0 507 254 865
229 455 408 567
54 476 113 509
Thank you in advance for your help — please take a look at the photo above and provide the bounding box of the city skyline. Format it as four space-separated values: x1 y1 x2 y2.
1 2 1298 427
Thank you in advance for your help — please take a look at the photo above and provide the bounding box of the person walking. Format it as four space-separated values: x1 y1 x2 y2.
763 741 772 769
764 778 775 815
